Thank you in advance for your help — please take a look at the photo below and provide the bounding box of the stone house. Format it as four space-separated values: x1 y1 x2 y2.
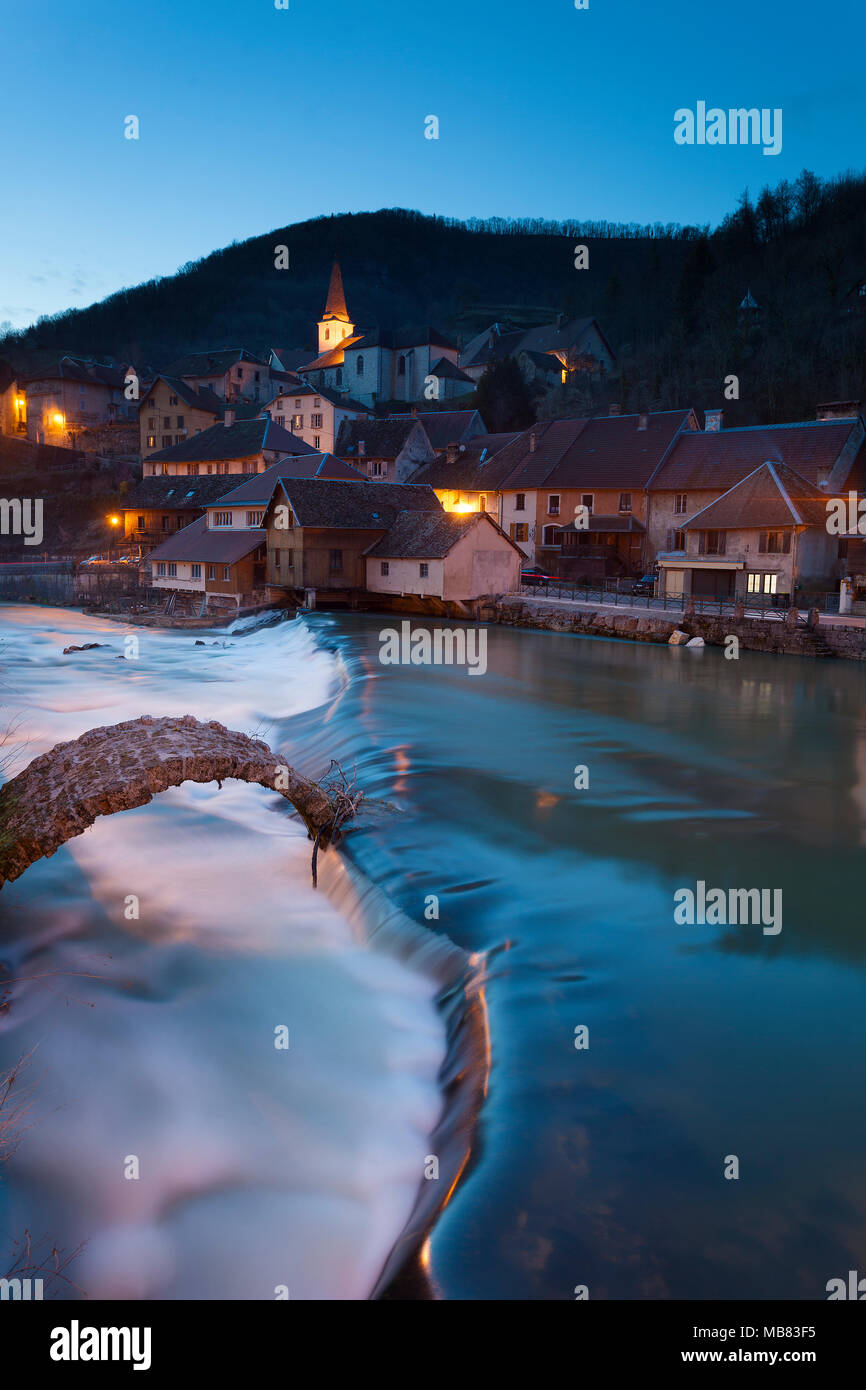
142 415 317 477
365 509 524 601
20 357 136 445
163 348 271 404
658 461 838 603
263 381 368 454
459 316 616 385
146 515 268 611
335 418 436 481
120 474 252 556
138 375 225 459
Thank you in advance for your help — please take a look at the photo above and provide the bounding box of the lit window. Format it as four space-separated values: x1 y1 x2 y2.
246 511 264 526
214 512 232 527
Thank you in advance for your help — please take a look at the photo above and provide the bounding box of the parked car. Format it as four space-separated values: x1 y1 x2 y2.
631 573 657 596
521 566 558 587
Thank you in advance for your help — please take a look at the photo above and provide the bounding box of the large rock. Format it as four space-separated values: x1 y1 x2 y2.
686 636 705 648
668 630 690 645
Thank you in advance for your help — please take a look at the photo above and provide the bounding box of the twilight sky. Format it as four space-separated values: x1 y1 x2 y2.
0 0 863 331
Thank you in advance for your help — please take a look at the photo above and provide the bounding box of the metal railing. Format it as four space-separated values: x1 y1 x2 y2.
518 578 797 621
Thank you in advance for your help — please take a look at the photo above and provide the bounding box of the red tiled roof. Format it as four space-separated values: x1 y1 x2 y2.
682 462 830 530
650 419 862 491
147 516 264 564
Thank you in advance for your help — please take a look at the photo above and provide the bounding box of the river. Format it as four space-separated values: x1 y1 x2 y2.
1 603 865 1300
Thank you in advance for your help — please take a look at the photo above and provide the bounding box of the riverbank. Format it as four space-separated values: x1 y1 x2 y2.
481 594 866 660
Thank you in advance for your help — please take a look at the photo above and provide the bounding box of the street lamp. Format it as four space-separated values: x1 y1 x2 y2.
107 514 120 563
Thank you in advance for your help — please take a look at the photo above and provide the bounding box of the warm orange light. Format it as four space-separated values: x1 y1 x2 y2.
108 515 120 526
452 501 475 513
14 396 24 407
52 412 64 426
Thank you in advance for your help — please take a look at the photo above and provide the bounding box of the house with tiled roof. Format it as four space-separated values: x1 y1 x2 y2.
139 374 226 460
143 413 317 477
19 356 138 444
335 416 435 481
646 408 866 579
387 409 488 452
459 316 616 386
120 473 253 556
407 432 521 513
263 380 369 453
657 461 840 604
365 508 524 602
162 347 270 404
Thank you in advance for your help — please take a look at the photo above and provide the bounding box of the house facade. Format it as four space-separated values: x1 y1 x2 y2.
20 357 136 444
142 415 316 477
365 510 524 601
120 474 252 556
139 375 224 459
335 418 436 481
459 316 616 385
163 348 271 404
263 381 368 453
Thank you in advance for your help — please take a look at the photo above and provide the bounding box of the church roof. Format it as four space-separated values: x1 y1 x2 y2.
323 259 350 322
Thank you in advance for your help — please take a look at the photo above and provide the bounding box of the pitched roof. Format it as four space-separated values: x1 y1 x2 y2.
146 417 316 464
323 259 350 322
555 513 646 534
407 432 522 490
387 410 485 449
542 409 694 489
428 356 475 384
122 475 254 510
335 417 422 459
682 462 830 530
266 381 369 413
298 334 366 373
366 508 523 559
20 356 129 388
269 348 311 373
346 326 456 352
460 317 610 372
650 419 862 491
147 515 264 565
494 419 592 489
163 348 267 377
140 374 225 416
274 478 442 530
213 452 366 505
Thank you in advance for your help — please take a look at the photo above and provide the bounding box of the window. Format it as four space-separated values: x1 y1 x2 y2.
515 493 526 511
419 563 429 578
223 565 231 581
208 565 215 581
286 549 294 568
748 572 779 595
314 399 321 408
157 562 166 577
398 356 406 377
510 523 529 542
191 563 201 579
147 435 156 448
381 561 389 576
136 515 145 529
236 368 243 379
371 461 384 477
619 492 632 512
760 531 791 554
548 494 560 515
292 414 303 430
581 493 593 512
162 435 172 448
214 512 232 527
674 493 688 514
163 416 171 427
542 525 561 546
329 549 343 573
167 562 177 577
479 495 487 511
147 417 155 430
176 415 185 428
169 395 178 406
312 413 323 428
254 371 260 382
336 367 343 386
699 529 726 555
187 464 198 475
161 515 171 531
313 436 321 450
294 399 301 408
356 356 364 375
325 328 330 340
673 529 685 550
246 510 264 526
276 414 284 427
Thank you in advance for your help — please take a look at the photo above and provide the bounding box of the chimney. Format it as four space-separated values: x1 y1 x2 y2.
358 439 366 457
224 407 235 428
446 441 460 465
609 403 621 416
638 412 649 431
704 409 723 432
529 431 537 453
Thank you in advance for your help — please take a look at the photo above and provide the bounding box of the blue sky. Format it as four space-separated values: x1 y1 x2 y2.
0 0 863 330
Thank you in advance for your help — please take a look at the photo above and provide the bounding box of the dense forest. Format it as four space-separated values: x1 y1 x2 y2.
3 168 866 425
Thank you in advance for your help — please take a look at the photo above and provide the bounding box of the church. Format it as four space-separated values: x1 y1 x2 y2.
298 261 473 408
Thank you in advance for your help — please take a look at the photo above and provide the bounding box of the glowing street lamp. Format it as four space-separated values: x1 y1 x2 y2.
107 514 120 563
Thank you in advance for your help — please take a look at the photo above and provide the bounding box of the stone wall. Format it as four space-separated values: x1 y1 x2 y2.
483 597 866 661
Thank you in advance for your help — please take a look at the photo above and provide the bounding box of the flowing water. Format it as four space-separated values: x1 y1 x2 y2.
1 603 865 1300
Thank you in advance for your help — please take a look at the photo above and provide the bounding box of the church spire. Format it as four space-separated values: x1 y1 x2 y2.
323 258 349 322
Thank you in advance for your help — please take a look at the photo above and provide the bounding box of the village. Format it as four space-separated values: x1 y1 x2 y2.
2 260 866 638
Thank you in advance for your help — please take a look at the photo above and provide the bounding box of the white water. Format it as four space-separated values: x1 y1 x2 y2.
0 606 446 1299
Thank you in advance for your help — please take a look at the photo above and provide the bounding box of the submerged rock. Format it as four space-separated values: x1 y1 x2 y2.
668 630 690 646
686 636 705 648
62 643 108 654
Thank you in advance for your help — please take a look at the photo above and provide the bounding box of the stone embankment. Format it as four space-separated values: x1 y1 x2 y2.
481 597 866 661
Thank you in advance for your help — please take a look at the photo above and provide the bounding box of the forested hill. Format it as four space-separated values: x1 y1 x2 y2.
3 169 866 425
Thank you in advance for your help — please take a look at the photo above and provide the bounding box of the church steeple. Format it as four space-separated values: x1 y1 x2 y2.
318 258 354 354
